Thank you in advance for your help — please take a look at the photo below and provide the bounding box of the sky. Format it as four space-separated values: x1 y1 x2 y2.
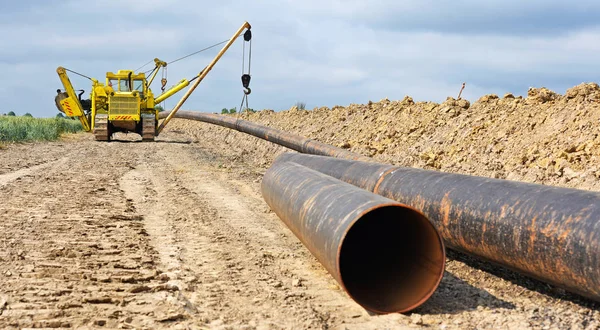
1 0 599 117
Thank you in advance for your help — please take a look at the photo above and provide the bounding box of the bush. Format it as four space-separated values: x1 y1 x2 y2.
24 113 33 117
221 107 237 114
7 111 15 116
295 101 306 110
0 116 83 142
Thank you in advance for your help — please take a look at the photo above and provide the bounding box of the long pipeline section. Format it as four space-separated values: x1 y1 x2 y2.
159 110 600 302
158 110 370 161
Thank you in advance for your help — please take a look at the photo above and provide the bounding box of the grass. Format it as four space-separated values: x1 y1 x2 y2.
0 116 83 142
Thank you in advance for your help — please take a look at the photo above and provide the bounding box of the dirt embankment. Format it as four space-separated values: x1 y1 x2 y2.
171 82 600 192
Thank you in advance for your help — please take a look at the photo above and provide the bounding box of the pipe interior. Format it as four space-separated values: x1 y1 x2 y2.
339 206 445 313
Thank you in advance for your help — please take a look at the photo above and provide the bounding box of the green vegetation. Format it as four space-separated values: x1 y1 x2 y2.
155 105 165 112
221 107 237 114
0 115 83 142
220 107 255 114
295 101 306 110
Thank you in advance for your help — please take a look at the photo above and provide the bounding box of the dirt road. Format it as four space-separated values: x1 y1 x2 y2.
0 130 598 329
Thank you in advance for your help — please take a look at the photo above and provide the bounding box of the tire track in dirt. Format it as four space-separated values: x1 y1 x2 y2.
0 138 208 329
0 158 65 187
119 146 333 328
152 145 416 329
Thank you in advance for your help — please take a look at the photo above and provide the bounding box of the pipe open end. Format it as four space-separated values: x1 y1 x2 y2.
339 205 445 314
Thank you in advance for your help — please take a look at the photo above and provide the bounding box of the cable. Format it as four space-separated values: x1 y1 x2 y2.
224 92 250 142
134 39 228 75
64 68 93 81
242 39 245 74
135 59 154 72
145 67 157 76
248 38 252 75
239 93 247 114
241 38 252 75
168 39 229 65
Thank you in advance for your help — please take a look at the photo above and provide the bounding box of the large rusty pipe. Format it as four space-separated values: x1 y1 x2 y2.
158 110 370 161
262 161 446 313
160 110 600 300
274 153 600 302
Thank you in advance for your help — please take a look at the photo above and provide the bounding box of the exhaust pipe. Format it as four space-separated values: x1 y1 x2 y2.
262 161 446 313
274 153 600 302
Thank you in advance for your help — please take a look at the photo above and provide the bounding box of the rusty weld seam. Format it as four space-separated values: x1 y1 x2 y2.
373 167 399 194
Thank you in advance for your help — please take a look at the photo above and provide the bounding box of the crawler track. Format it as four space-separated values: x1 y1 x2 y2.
93 114 110 141
141 114 155 142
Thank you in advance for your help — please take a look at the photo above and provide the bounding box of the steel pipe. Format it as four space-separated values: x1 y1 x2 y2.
158 110 370 161
274 153 600 302
262 161 446 313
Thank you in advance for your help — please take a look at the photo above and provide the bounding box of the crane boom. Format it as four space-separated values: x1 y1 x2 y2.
156 21 251 135
56 67 92 131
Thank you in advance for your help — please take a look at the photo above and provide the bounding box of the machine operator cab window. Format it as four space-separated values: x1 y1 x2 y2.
106 79 116 94
118 79 130 92
107 78 144 98
133 80 143 91
133 80 145 99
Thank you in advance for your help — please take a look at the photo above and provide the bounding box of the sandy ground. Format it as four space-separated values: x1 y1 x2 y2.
0 129 599 329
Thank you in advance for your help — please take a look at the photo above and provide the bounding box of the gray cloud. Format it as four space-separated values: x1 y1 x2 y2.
0 0 598 117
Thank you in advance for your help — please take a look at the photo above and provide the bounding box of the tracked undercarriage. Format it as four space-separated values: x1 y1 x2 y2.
141 114 155 142
93 114 110 141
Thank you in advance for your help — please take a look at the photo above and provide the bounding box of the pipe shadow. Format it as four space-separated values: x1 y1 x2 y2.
414 270 515 315
445 250 600 311
108 139 192 144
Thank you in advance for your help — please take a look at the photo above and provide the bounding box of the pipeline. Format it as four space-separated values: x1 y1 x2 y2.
274 153 600 302
158 110 370 161
159 110 600 301
261 161 445 313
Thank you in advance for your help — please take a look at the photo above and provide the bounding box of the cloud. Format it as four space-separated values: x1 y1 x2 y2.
0 1 598 117
285 0 600 35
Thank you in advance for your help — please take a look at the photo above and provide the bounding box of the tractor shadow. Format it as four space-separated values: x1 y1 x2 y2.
109 139 192 145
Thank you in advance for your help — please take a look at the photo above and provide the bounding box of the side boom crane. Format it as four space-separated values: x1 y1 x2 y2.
55 67 93 132
54 21 251 142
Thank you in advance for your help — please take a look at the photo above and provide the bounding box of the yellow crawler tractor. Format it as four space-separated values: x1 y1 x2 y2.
55 22 252 141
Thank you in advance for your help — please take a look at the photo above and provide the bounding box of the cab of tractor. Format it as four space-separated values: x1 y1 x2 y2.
92 70 157 141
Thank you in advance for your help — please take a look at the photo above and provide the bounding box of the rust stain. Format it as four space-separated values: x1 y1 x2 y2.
440 192 452 228
528 216 537 256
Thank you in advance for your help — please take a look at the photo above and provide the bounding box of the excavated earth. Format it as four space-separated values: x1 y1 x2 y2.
1 83 600 329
